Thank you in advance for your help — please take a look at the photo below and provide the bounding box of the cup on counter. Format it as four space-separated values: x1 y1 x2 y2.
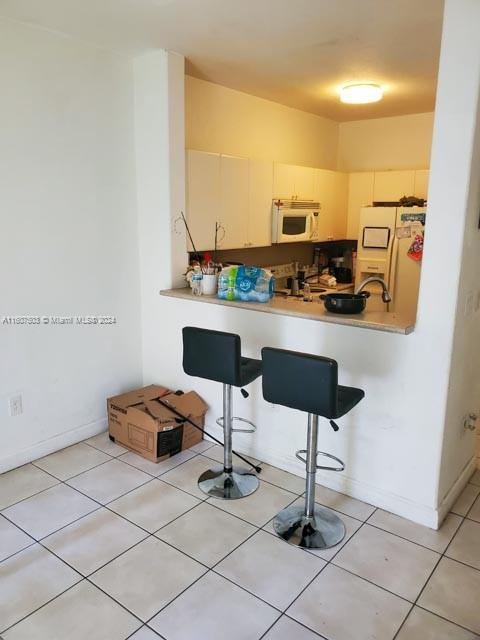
202 273 218 295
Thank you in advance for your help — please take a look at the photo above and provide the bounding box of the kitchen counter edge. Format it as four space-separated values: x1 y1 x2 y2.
160 288 415 335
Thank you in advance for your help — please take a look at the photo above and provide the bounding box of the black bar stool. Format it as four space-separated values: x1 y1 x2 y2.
261 347 364 549
182 326 261 499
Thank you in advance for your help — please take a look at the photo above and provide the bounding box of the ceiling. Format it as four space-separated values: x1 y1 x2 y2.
0 0 444 121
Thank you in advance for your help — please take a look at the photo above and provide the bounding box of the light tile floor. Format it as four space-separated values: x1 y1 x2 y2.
1 434 480 639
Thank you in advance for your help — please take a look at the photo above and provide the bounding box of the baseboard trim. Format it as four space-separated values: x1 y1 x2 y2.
0 418 107 474
436 456 478 526
237 444 439 529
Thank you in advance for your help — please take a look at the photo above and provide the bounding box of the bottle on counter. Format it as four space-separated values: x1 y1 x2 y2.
303 283 313 302
191 266 203 296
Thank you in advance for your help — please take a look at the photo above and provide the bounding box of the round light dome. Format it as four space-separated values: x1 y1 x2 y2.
340 83 383 104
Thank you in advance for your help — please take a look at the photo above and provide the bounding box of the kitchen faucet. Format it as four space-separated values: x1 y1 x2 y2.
355 276 392 303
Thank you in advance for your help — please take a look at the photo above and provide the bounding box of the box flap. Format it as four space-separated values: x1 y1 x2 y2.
161 391 209 418
143 400 180 424
109 385 170 410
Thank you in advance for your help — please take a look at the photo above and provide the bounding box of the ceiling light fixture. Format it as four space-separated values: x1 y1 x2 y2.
340 83 383 104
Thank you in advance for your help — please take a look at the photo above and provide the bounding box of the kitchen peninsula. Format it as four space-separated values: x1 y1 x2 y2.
160 288 415 334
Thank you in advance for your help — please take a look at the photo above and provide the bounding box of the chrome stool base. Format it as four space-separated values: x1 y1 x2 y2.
198 466 259 500
273 503 346 549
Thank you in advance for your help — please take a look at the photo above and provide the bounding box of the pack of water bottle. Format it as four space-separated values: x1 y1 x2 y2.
217 265 275 303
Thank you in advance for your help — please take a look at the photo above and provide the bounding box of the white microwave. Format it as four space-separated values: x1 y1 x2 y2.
271 200 320 244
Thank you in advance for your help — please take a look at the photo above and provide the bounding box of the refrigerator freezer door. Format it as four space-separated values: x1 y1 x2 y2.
356 207 397 287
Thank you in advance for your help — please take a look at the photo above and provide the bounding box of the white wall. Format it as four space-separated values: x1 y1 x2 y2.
434 0 480 502
186 75 339 170
0 19 142 471
134 50 187 385
338 112 434 172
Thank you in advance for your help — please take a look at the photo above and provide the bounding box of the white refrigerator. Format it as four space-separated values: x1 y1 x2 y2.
356 207 426 318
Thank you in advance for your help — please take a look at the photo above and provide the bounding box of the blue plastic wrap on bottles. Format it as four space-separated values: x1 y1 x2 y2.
217 266 275 302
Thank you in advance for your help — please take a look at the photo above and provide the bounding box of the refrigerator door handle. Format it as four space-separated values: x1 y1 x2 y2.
388 236 399 307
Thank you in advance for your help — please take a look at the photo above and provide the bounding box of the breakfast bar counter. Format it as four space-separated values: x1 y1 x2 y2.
160 288 415 335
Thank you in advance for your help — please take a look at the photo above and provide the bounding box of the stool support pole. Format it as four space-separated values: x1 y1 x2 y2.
223 384 233 473
305 413 318 519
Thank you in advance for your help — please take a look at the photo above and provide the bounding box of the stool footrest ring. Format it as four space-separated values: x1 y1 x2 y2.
216 416 256 434
295 449 345 472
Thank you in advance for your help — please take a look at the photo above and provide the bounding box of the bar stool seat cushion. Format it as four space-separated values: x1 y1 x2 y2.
239 357 262 387
336 385 365 419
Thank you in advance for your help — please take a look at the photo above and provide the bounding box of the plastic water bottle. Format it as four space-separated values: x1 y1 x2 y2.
191 266 203 296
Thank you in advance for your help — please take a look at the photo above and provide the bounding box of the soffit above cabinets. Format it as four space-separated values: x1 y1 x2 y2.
0 0 444 121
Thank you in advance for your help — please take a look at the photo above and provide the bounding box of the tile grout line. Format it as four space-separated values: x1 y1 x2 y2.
364 517 463 555
259 613 328 640
32 453 114 483
0 537 37 565
0 579 86 636
2 533 147 635
414 603 480 636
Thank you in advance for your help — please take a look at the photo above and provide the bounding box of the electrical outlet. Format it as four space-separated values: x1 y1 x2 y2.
9 395 23 417
463 412 478 432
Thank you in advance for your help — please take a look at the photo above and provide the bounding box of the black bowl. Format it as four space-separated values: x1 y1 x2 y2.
320 292 370 315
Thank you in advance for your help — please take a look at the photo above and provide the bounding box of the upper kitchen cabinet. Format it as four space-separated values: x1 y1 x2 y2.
333 172 348 239
273 162 316 200
247 159 273 247
186 150 272 251
373 170 415 202
219 154 249 249
186 150 220 251
293 165 316 200
315 169 348 241
414 170 429 200
346 172 375 239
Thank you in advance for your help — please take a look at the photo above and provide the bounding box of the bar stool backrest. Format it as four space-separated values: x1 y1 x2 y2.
261 347 338 417
183 326 242 386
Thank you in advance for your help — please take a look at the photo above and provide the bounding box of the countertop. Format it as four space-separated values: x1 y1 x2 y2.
160 288 415 335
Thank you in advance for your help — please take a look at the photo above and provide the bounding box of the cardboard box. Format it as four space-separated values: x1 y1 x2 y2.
107 384 208 463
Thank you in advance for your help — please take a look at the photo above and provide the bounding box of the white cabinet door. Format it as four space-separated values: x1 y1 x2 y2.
248 159 273 247
315 169 335 241
273 162 296 199
219 155 249 249
414 170 429 200
315 170 347 241
186 150 220 251
346 172 375 240
373 170 415 202
333 172 348 239
273 163 316 200
294 165 316 200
